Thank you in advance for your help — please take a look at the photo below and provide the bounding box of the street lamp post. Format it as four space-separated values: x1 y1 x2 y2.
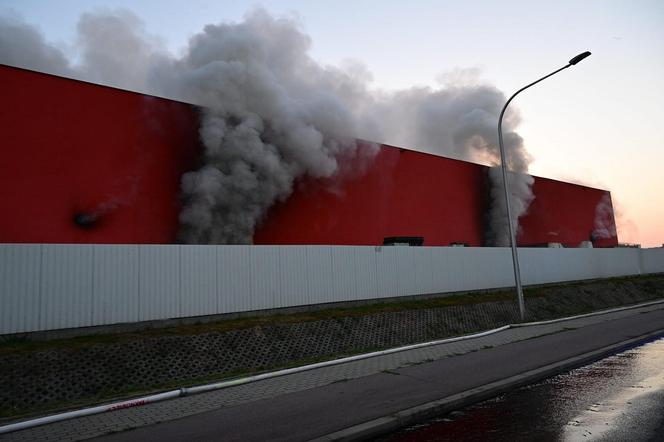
498 51 591 321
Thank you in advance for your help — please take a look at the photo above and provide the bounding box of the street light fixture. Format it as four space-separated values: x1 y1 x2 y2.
498 51 591 321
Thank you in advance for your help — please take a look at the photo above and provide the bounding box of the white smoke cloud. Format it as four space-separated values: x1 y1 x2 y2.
0 8 534 245
487 169 535 246
593 193 619 241
75 9 171 93
0 13 73 77
360 78 533 246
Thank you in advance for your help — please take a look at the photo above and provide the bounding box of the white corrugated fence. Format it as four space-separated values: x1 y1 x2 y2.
1 244 662 335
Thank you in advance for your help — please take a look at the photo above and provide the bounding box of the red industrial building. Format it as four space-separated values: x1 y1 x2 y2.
0 64 618 248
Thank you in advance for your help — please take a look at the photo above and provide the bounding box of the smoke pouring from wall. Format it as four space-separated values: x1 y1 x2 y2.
553 174 625 243
593 194 617 240
487 169 535 246
0 8 534 245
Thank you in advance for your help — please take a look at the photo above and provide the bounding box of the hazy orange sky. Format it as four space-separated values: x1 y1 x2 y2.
2 0 662 246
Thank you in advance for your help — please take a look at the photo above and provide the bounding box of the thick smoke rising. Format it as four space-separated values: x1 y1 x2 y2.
362 80 534 246
0 14 72 77
0 8 534 245
487 169 535 246
593 194 617 240
75 10 170 93
153 11 370 243
0 11 167 92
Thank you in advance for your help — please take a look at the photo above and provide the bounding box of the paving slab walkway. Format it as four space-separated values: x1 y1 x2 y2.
2 301 664 442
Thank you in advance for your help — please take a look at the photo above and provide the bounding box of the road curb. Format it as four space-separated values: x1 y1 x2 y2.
309 328 664 442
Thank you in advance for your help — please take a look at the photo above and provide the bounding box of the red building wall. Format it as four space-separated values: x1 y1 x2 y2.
0 65 200 244
254 144 618 248
519 177 616 248
254 146 487 246
0 64 618 247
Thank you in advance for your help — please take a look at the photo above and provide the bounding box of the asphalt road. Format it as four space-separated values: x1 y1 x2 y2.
92 309 664 442
380 336 664 441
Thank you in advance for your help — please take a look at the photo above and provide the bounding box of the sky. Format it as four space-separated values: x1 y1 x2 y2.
1 0 662 247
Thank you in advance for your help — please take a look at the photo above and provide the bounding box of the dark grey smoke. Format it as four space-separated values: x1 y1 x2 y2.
0 8 534 245
152 10 373 243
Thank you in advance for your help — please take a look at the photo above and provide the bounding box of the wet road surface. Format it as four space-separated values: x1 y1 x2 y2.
85 309 664 442
378 336 664 441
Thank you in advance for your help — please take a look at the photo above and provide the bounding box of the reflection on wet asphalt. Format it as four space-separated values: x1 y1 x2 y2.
377 336 664 442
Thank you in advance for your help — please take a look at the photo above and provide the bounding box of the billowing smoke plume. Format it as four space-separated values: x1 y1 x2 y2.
486 169 535 246
593 194 617 240
152 12 371 243
0 8 534 245
361 81 534 246
0 13 73 77
0 11 168 92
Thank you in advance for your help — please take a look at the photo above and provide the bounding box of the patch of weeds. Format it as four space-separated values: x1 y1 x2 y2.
5 274 663 356
0 334 30 349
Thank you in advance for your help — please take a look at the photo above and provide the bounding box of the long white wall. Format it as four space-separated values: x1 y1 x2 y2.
1 244 662 335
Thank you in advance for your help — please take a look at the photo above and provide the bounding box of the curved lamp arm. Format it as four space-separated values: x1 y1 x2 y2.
497 51 591 321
